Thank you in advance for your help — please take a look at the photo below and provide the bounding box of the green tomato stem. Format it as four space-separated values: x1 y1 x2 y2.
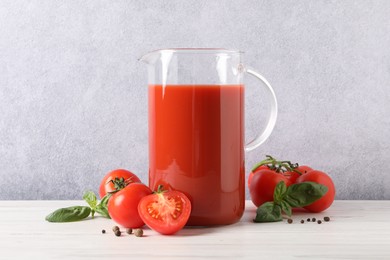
251 155 301 175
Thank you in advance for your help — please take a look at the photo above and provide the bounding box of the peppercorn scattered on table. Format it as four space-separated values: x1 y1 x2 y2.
0 200 389 259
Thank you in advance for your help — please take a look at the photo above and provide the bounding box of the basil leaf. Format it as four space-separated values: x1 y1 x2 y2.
95 194 111 219
45 206 91 222
273 181 287 204
253 202 282 223
95 206 110 218
83 191 97 209
100 193 111 205
280 200 292 217
284 182 328 208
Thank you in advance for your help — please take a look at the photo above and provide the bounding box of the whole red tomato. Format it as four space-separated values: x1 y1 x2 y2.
249 169 292 207
296 170 335 212
108 183 152 228
138 189 191 235
99 169 141 198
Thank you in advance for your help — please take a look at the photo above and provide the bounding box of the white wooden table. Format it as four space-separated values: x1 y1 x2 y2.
0 200 389 259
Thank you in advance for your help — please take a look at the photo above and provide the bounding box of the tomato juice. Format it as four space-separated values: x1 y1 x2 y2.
148 84 245 226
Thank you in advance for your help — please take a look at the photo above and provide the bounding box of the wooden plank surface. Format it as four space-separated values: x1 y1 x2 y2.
0 200 389 259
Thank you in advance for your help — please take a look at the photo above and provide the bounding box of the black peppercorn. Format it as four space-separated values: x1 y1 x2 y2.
114 230 121 237
307 218 311 222
287 219 293 224
102 229 106 234
112 226 120 232
126 228 133 235
312 217 316 222
134 229 143 237
324 216 330 222
300 219 304 224
317 220 322 224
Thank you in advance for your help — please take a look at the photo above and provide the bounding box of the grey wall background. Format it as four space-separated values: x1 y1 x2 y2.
0 0 389 200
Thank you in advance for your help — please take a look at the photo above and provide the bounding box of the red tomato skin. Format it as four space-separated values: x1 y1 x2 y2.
108 183 152 228
296 170 336 212
286 171 300 183
99 169 141 198
287 165 313 183
249 170 292 207
138 191 192 235
248 165 269 187
296 165 313 174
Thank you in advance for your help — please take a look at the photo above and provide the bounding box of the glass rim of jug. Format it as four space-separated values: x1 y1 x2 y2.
149 48 244 54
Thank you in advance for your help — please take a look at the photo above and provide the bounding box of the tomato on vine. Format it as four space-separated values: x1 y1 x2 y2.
249 155 335 213
249 169 292 207
249 156 298 207
99 169 141 198
296 170 335 212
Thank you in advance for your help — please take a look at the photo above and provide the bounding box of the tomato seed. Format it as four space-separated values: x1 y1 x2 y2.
312 218 316 222
324 216 330 222
287 219 293 224
300 220 304 224
317 220 322 224
134 229 143 237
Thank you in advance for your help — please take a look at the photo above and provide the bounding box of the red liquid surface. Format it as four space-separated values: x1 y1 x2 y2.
148 84 245 226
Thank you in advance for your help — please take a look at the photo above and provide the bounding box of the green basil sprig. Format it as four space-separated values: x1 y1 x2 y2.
254 181 328 223
95 193 111 218
45 191 111 223
83 191 98 218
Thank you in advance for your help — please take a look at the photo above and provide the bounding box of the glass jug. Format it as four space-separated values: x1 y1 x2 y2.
140 48 277 226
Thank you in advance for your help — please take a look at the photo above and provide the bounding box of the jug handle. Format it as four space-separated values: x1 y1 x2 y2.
244 67 278 152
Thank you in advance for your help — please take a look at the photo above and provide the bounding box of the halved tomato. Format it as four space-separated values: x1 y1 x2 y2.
138 188 191 235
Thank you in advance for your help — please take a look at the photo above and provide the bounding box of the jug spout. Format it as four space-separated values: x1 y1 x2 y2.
139 50 160 65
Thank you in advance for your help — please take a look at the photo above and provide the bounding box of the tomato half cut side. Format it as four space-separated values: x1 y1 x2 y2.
138 190 191 235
